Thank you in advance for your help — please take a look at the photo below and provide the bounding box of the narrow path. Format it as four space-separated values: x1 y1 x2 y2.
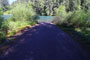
0 23 90 60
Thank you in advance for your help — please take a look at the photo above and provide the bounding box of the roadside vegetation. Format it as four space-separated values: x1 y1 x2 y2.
6 2 36 36
0 1 36 46
55 0 90 50
0 6 7 44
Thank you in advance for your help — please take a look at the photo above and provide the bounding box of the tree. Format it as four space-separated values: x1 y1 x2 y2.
0 0 9 11
13 0 90 16
0 5 3 15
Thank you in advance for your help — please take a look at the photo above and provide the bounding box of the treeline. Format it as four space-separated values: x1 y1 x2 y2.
15 0 90 16
0 0 9 11
0 0 90 16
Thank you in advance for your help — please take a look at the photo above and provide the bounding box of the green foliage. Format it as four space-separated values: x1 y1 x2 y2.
56 5 72 24
0 7 7 33
56 1 90 28
0 16 4 28
0 32 6 41
10 2 35 21
0 1 36 43
0 12 8 43
7 19 30 33
56 1 90 47
4 1 37 35
57 5 67 23
68 9 90 27
0 6 3 15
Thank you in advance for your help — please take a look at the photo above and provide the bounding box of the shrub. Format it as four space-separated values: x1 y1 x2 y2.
0 6 4 28
5 1 36 36
0 16 4 28
55 5 72 25
10 2 35 22
0 1 37 41
68 9 90 27
0 7 8 43
86 10 90 27
7 20 30 33
0 17 7 42
56 4 90 28
0 6 3 15
56 5 67 24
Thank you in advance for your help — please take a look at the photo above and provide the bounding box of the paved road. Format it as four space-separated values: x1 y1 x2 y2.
0 23 90 60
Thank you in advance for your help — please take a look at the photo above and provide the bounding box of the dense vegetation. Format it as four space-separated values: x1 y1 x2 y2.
7 2 36 34
55 0 90 49
0 0 9 11
0 1 36 45
56 0 90 33
16 0 90 16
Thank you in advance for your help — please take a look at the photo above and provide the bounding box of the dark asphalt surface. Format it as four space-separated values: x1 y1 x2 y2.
0 23 90 60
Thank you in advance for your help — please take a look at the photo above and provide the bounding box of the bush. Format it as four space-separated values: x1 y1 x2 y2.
68 9 90 27
5 1 36 36
0 6 4 28
0 1 37 41
0 6 3 15
56 4 90 28
7 20 30 33
0 7 8 43
10 2 35 21
56 5 67 24
0 17 7 42
86 10 90 27
55 5 72 25
0 16 4 28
